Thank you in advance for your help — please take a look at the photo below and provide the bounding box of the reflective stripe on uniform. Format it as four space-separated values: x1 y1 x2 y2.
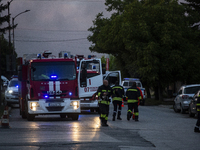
105 117 108 120
102 90 107 92
101 114 106 118
196 104 200 106
138 96 142 100
135 112 139 116
127 89 138 92
112 86 123 89
99 100 110 105
112 97 122 101
98 92 101 96
197 109 200 112
127 109 132 113
127 99 138 103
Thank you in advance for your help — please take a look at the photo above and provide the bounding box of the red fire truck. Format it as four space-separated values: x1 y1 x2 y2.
18 51 83 121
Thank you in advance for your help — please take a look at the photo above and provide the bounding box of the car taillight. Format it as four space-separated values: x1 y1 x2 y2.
182 95 189 99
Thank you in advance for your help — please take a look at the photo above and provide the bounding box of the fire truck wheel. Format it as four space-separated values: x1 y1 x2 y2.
71 114 79 120
22 111 27 119
60 114 66 118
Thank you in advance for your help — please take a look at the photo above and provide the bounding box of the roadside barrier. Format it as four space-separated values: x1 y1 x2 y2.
1 106 10 128
121 99 124 107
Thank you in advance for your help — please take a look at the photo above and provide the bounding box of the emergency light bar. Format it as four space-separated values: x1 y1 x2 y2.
123 78 140 81
64 53 68 58
50 75 57 79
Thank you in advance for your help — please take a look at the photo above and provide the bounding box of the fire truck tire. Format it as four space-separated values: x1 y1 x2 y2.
60 114 66 118
71 114 79 120
22 111 27 119
25 102 35 121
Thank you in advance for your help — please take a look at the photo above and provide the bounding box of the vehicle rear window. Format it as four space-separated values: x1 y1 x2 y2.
184 86 200 94
137 83 141 87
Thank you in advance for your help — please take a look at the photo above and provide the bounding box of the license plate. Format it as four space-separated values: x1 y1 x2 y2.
48 103 61 107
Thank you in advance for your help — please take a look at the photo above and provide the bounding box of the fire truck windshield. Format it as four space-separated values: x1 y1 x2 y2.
31 61 76 81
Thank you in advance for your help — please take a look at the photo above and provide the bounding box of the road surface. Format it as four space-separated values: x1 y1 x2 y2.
0 104 199 150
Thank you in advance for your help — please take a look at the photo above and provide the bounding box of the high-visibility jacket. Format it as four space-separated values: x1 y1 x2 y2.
112 85 124 101
197 96 200 112
126 86 141 103
97 84 112 105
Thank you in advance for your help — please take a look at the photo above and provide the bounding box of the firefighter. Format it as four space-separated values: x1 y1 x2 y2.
194 95 200 132
112 81 124 121
97 80 112 127
126 82 141 121
132 87 143 120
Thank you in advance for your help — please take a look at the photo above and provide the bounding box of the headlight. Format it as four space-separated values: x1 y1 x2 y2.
30 102 40 111
70 101 79 110
8 90 13 94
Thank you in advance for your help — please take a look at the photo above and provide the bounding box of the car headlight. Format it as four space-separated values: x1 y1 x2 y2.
8 90 13 94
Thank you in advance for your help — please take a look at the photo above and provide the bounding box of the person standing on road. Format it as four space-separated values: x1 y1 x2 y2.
97 80 112 127
112 81 124 121
132 86 143 120
194 95 200 132
126 82 141 121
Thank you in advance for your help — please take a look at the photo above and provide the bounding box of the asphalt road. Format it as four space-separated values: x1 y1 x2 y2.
0 104 199 150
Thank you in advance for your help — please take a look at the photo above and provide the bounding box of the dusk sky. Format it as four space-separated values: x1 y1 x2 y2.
3 0 185 58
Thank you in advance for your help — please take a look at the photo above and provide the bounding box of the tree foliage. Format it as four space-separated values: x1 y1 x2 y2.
88 0 200 100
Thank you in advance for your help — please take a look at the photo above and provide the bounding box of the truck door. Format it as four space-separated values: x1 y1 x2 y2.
103 71 121 87
78 59 103 98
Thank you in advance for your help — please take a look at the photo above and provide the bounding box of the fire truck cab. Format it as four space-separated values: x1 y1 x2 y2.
18 51 82 121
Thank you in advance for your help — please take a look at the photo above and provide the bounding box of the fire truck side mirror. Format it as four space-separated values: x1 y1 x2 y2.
18 65 22 81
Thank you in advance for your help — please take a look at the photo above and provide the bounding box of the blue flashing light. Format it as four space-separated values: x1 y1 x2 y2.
93 65 96 69
64 53 68 58
88 55 91 59
37 54 42 59
50 75 57 79
44 95 49 98
123 78 140 81
77 66 79 69
69 92 72 96
16 85 19 88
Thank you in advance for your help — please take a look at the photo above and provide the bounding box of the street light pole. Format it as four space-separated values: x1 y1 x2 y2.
12 10 30 54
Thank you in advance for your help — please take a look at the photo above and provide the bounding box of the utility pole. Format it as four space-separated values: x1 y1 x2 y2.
7 0 13 49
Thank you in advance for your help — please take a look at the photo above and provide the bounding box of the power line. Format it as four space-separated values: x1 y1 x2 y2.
15 37 87 43
16 28 89 32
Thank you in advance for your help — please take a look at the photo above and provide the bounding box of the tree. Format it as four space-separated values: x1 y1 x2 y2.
88 0 200 100
0 1 16 105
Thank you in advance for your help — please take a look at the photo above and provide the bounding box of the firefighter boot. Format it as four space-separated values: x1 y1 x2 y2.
102 120 109 127
135 116 139 122
112 113 116 121
117 111 122 120
127 112 131 121
101 118 104 126
194 126 200 133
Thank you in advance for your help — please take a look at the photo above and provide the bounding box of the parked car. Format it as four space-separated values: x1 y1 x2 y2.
188 90 200 117
173 84 200 114
121 78 145 105
4 78 19 106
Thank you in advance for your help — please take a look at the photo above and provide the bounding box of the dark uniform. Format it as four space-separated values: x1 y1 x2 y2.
194 95 200 132
112 83 124 121
97 84 112 126
126 84 141 121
